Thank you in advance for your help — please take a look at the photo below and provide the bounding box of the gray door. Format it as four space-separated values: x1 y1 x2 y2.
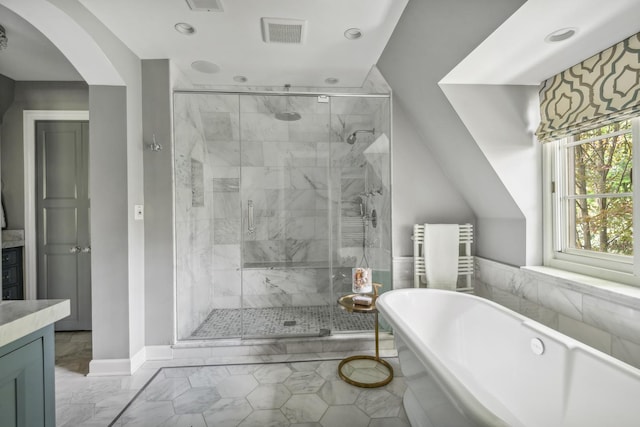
36 121 91 330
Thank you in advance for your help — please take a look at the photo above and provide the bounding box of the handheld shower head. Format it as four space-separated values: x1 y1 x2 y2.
346 128 375 144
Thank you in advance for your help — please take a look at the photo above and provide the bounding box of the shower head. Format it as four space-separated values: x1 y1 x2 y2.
275 84 301 122
346 128 375 144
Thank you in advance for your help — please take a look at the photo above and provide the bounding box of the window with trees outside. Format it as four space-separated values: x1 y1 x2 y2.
548 118 639 278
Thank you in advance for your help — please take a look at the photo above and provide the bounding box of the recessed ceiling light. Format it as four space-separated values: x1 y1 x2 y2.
175 22 196 35
186 0 224 12
344 28 363 40
191 60 220 74
325 77 339 84
545 27 577 43
233 75 248 83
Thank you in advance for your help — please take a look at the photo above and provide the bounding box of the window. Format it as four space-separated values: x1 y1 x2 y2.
546 118 640 280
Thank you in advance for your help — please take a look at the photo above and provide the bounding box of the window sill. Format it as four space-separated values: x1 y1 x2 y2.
522 265 640 309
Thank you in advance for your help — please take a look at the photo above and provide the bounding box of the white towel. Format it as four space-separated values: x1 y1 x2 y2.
424 224 459 290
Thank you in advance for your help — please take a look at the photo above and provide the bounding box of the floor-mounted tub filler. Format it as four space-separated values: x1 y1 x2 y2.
376 289 640 427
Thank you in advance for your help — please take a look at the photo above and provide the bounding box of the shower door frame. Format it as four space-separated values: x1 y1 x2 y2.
172 89 393 342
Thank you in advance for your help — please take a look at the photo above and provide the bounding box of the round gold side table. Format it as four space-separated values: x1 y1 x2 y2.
337 284 393 388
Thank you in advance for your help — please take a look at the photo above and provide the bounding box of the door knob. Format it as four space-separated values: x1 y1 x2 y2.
69 246 81 253
81 246 91 253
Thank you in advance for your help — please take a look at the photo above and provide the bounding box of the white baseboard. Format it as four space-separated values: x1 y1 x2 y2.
145 345 173 360
130 347 146 373
88 346 155 376
88 358 136 376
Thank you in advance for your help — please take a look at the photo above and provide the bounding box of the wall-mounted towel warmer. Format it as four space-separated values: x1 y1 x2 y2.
412 223 474 292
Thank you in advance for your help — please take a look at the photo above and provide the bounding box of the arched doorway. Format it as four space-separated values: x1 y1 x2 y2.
0 0 145 376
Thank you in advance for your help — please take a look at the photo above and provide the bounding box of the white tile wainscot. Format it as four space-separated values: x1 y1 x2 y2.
392 256 413 289
474 257 640 369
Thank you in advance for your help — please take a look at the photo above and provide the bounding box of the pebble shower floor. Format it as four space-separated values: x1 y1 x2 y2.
189 306 376 339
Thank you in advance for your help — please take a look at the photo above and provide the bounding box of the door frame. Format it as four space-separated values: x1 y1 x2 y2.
23 110 90 300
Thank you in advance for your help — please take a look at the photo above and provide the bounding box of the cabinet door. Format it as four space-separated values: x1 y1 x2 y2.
0 339 45 427
2 286 19 300
2 248 17 267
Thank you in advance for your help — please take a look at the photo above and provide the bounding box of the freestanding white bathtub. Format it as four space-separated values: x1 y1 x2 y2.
376 288 640 427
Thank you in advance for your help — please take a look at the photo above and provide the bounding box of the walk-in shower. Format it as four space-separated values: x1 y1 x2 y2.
173 90 391 340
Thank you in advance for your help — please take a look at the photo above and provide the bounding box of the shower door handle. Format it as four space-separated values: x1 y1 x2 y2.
247 200 256 234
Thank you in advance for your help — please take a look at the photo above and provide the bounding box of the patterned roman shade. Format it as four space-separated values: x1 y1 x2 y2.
536 32 640 143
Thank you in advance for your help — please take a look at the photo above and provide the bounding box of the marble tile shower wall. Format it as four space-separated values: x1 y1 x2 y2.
240 95 331 268
175 93 226 339
329 97 392 274
475 257 640 370
174 92 392 338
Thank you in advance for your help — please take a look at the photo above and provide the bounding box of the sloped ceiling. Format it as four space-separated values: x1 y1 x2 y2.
442 0 640 86
378 0 529 265
378 0 526 220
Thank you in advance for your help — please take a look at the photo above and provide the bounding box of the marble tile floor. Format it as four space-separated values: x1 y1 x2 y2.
190 305 375 339
54 331 409 427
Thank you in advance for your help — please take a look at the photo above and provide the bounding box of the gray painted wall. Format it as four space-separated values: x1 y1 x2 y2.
0 74 15 120
142 59 174 346
0 74 14 253
51 0 146 362
89 85 131 359
0 81 88 229
476 218 525 267
378 0 528 266
440 83 541 265
392 99 475 256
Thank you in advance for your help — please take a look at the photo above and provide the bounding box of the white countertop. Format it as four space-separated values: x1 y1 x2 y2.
2 240 25 249
2 229 25 249
0 299 70 347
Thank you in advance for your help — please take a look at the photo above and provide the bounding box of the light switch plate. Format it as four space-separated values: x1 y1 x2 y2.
134 204 144 220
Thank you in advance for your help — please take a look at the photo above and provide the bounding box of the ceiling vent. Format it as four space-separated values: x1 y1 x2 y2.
185 0 224 12
261 18 307 44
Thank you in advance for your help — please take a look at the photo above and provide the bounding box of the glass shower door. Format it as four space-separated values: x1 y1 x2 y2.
174 92 243 340
328 95 392 333
239 94 333 338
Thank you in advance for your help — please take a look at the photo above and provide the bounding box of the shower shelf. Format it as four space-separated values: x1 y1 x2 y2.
242 261 330 269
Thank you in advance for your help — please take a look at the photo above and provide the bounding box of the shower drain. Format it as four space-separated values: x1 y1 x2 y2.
283 320 297 326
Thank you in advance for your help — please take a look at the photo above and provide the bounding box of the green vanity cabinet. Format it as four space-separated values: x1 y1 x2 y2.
2 247 24 300
0 325 56 427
